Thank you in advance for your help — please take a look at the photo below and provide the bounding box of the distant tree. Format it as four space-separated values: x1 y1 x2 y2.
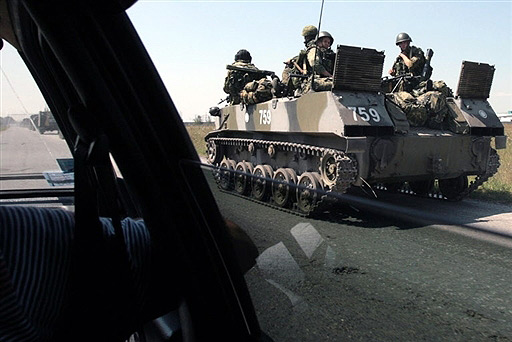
193 114 203 123
1 116 16 129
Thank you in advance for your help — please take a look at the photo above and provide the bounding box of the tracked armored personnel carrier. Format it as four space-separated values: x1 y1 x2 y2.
206 45 507 215
30 110 59 134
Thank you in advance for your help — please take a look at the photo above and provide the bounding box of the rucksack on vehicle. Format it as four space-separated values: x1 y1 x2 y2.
241 78 273 105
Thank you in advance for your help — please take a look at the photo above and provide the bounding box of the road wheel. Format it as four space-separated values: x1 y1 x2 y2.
234 161 254 195
252 165 273 201
272 168 297 207
206 139 223 165
296 172 323 214
320 150 338 188
218 159 236 190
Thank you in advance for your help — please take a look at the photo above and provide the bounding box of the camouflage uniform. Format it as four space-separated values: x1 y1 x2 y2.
282 25 318 95
391 45 426 77
281 55 299 92
391 82 454 129
389 35 453 128
305 45 334 76
391 91 428 126
301 46 334 93
240 78 273 105
390 46 426 92
281 40 316 89
223 61 264 105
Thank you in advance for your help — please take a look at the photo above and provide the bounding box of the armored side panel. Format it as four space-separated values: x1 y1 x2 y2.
454 61 504 137
216 91 367 153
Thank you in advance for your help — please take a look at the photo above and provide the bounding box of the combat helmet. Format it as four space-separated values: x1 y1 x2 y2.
234 49 252 62
395 32 412 45
316 31 334 45
302 25 318 38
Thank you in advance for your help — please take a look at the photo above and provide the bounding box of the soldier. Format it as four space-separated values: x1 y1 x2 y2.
302 31 335 93
302 25 318 48
387 34 453 128
223 49 265 105
305 31 334 76
281 25 318 95
389 32 426 77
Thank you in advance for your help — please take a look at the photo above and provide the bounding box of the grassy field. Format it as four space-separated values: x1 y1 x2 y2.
187 123 512 204
185 123 216 157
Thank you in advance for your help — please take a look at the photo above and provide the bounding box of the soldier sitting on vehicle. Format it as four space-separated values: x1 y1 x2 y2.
223 49 271 105
390 33 425 75
301 31 335 93
281 25 318 96
386 32 455 129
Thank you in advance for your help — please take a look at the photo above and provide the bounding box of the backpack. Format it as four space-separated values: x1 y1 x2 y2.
241 78 273 105
223 62 265 104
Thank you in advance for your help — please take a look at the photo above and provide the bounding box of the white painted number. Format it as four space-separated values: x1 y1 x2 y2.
348 107 381 123
259 109 272 125
369 108 381 122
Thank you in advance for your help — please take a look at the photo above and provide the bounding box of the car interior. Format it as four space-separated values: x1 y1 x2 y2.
2 1 511 342
0 0 267 341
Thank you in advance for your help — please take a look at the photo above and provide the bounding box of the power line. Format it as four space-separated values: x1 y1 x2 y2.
1 65 30 116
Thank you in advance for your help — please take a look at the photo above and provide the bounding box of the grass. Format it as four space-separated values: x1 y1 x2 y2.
186 123 512 204
186 123 215 158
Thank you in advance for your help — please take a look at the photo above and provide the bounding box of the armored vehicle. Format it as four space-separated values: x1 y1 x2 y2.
206 45 507 215
30 110 59 134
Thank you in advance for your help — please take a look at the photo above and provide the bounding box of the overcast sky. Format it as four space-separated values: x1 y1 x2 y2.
1 0 511 121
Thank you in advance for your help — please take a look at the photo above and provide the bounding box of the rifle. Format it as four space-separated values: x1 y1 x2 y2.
283 57 307 75
381 73 416 93
293 61 305 74
382 73 414 83
226 64 275 77
218 95 230 105
382 48 434 92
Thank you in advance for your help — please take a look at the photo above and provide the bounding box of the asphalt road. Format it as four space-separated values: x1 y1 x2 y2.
1 125 72 190
3 125 512 340
207 175 512 341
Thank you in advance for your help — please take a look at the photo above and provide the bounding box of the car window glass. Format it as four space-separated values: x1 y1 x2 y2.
1 44 73 194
